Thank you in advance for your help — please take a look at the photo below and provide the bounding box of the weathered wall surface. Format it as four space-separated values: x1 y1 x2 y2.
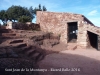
36 11 84 44
36 11 100 49
79 17 100 48
98 36 100 50
12 22 40 30
77 20 91 48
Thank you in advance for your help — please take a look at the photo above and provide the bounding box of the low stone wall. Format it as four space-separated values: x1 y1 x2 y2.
13 22 40 31
0 26 6 29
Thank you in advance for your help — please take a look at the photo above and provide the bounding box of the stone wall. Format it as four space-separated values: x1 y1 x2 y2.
36 11 100 49
98 36 100 50
37 11 84 44
12 22 40 30
78 17 100 49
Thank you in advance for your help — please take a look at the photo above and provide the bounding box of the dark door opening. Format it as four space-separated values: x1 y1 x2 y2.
68 22 78 43
87 31 98 49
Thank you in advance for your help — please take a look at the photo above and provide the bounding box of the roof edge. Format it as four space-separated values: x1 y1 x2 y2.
37 11 82 16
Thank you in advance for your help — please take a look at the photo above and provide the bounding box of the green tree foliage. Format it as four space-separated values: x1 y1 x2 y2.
42 6 47 11
33 4 47 15
0 10 8 25
0 10 6 23
0 4 47 25
39 4 42 11
29 6 35 17
6 5 34 21
18 15 32 23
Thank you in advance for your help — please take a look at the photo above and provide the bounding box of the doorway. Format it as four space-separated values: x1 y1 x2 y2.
87 31 98 49
68 22 78 43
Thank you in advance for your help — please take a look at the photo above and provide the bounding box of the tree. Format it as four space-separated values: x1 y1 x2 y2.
6 5 34 22
18 15 32 23
29 6 34 15
0 10 8 25
39 4 42 11
32 4 47 15
0 4 47 24
42 6 47 11
0 10 5 23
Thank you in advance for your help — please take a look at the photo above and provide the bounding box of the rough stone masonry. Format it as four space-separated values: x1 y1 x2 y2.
36 11 100 49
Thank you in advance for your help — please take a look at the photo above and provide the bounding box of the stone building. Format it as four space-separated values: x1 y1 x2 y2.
36 11 100 50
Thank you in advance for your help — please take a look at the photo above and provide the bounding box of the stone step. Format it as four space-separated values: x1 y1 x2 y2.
67 46 77 50
10 43 27 48
2 33 16 36
28 50 37 57
25 48 35 55
0 29 12 33
68 39 77 43
67 43 77 50
30 52 40 60
16 43 27 48
13 46 30 53
30 52 45 62
9 39 23 44
14 46 44 62
0 36 20 39
26 46 44 59
34 53 44 62
19 46 33 53
12 30 26 33
19 47 44 62
0 38 29 47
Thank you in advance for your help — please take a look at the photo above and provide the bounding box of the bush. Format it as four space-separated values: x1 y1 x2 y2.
18 16 32 23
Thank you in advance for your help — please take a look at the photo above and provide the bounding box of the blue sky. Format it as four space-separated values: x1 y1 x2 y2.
0 0 100 27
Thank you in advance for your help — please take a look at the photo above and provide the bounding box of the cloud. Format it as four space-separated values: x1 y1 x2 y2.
88 10 98 16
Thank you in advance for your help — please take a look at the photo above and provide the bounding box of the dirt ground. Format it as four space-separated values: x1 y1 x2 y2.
38 49 100 75
1 29 100 75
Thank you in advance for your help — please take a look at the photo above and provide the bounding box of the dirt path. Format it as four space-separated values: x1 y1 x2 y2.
38 49 100 75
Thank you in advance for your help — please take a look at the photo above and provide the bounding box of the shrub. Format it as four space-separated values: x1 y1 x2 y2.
18 16 32 23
